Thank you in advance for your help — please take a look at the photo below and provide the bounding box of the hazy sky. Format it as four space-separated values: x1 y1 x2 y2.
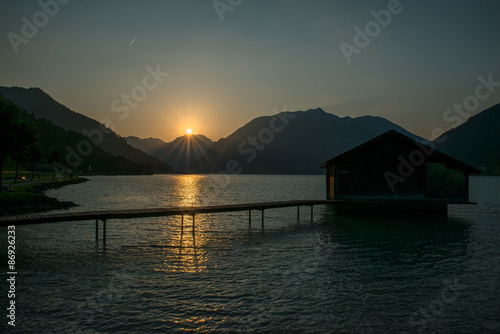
1 0 499 142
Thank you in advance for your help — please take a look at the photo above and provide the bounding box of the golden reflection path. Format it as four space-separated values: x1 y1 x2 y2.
156 175 209 274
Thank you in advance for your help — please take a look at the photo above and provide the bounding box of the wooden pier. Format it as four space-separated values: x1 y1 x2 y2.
0 200 338 244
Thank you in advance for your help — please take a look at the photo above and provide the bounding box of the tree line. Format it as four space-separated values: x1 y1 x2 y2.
1 95 151 191
0 95 41 192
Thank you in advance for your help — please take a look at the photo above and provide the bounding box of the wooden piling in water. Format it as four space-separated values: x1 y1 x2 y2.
0 200 341 244
261 209 264 229
103 219 107 245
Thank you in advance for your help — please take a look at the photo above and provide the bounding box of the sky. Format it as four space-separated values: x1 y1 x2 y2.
1 0 499 142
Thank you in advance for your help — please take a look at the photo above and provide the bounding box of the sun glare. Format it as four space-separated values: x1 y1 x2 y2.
186 128 192 134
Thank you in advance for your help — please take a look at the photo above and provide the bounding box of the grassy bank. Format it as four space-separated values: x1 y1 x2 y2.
0 178 89 216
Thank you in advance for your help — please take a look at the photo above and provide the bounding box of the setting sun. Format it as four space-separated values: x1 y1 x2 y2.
186 128 192 134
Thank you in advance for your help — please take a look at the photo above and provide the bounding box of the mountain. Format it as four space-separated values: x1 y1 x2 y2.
20 109 146 175
125 134 214 170
433 103 500 174
187 108 424 174
125 136 169 155
0 87 173 173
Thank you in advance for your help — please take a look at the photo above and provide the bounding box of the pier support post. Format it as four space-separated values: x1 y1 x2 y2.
261 210 265 230
192 215 195 235
297 206 300 221
103 219 107 245
310 206 313 223
249 210 251 228
95 219 99 241
181 215 184 234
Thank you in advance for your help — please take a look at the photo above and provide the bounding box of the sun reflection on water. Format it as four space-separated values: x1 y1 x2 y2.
152 216 209 274
174 175 205 207
154 175 212 274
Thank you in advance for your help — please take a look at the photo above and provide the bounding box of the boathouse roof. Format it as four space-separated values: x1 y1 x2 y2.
320 130 481 174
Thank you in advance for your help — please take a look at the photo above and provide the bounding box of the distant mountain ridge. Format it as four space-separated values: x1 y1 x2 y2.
125 134 214 170
187 108 424 174
4 86 495 176
125 137 168 154
19 107 147 175
433 103 500 173
0 86 173 173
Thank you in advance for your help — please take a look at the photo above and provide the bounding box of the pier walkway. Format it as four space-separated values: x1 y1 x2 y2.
0 200 339 244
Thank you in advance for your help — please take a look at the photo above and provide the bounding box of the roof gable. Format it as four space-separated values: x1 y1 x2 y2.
321 130 481 174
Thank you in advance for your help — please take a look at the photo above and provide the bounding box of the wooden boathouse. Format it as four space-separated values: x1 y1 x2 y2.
321 130 481 216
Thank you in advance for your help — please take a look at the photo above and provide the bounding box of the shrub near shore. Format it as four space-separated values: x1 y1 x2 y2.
0 178 88 216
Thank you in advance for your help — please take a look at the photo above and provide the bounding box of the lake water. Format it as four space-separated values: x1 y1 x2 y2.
2 175 499 333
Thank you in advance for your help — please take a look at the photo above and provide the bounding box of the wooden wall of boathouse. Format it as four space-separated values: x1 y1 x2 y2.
322 130 478 203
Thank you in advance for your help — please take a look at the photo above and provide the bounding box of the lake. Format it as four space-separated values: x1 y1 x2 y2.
2 175 499 333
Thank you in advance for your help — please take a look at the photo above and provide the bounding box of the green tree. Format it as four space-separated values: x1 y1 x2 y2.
12 151 25 183
0 95 39 192
48 149 65 179
12 122 39 183
28 144 43 181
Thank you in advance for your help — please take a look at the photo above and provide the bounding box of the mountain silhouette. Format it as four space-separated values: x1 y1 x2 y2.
433 103 500 173
5 86 494 176
0 86 173 173
126 134 214 170
187 108 424 174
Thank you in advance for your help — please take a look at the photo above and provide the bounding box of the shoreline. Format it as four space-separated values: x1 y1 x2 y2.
0 178 89 217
